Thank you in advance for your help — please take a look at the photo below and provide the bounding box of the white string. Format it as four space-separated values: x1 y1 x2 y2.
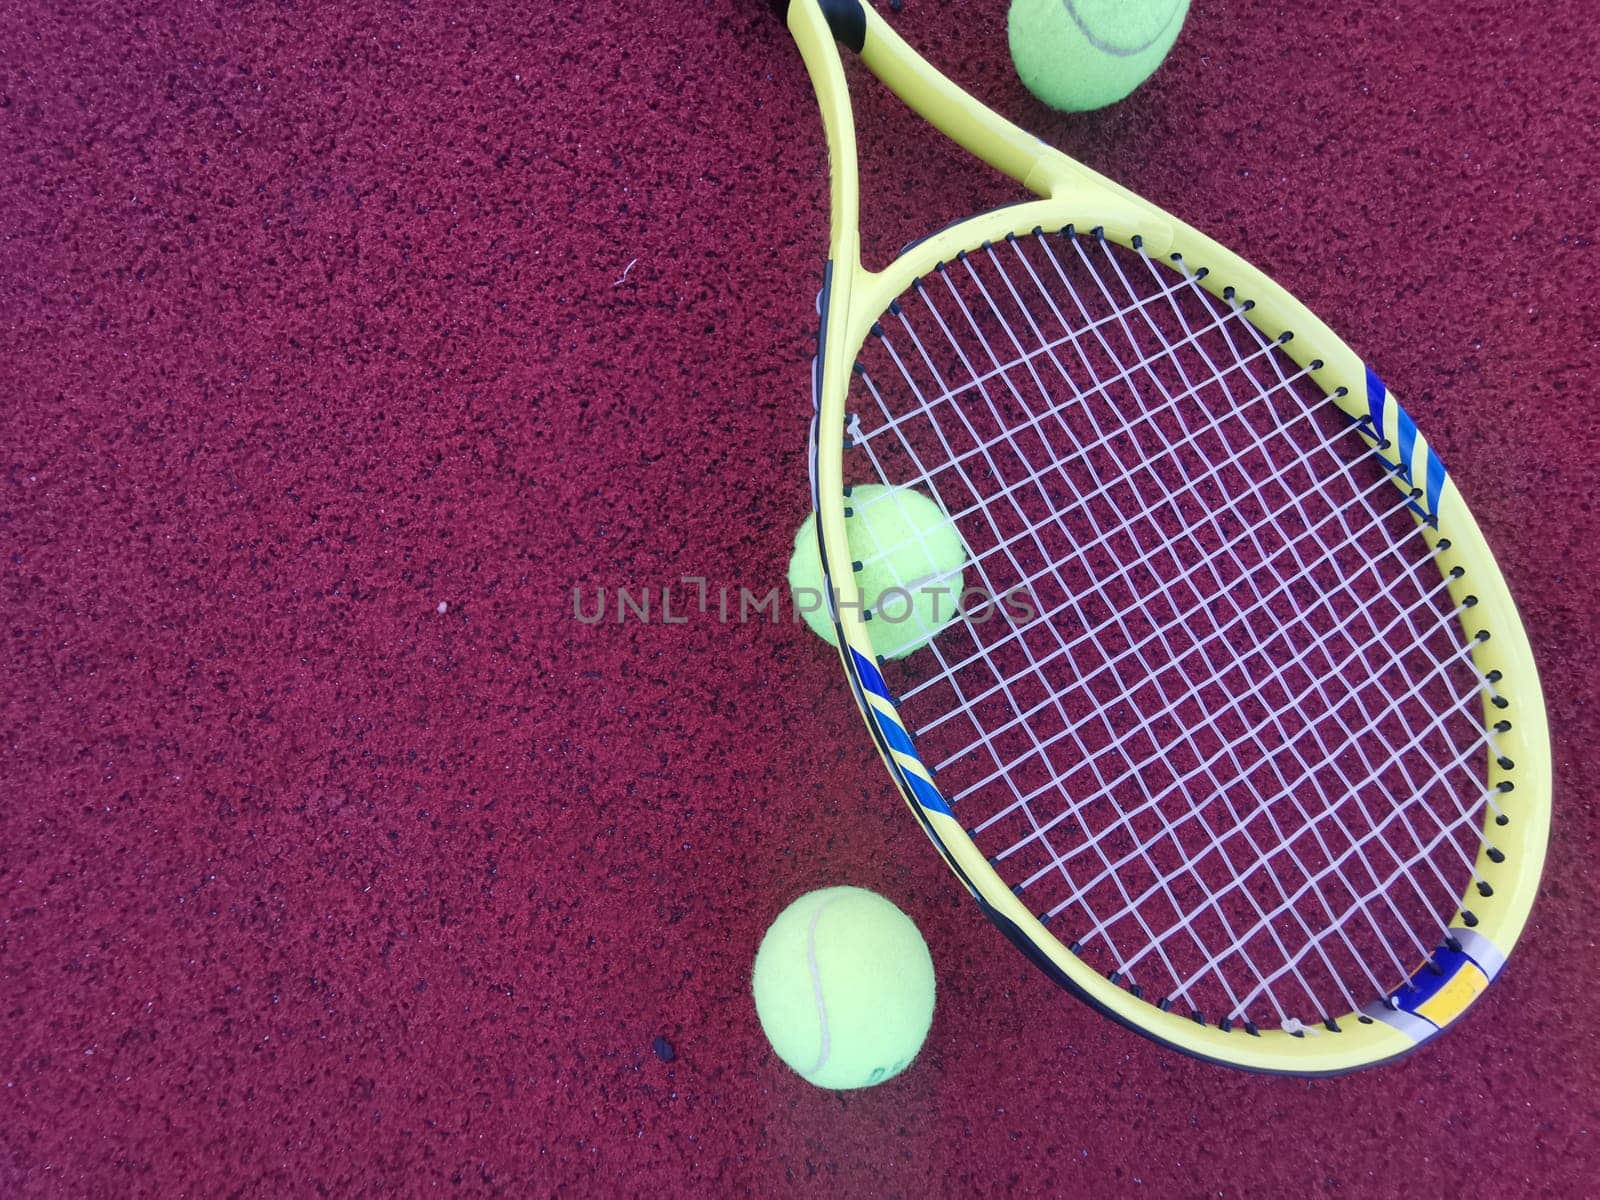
1001 235 1405 1016
843 229 1491 1028
971 236 1473 1020
880 252 1375 1018
1090 237 1481 1004
854 279 1189 978
886 245 1425 1018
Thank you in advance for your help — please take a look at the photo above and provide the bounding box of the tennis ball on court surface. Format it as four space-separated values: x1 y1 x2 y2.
752 887 936 1090
787 484 967 660
1008 0 1190 113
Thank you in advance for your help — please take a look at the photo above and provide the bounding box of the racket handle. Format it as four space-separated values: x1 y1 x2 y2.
818 0 867 51
774 0 867 50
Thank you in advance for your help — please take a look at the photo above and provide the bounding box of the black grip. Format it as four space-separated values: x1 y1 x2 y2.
819 0 867 51
774 0 868 53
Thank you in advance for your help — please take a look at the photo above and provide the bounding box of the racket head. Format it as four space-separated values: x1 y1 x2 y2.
789 3 1550 1072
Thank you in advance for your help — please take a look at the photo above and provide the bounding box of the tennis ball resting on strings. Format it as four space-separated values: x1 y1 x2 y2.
788 484 968 660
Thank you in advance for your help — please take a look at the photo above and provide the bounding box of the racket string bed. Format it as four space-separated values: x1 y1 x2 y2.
842 228 1498 1032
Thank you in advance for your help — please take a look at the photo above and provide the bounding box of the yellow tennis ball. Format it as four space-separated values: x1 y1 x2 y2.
752 887 936 1090
787 485 967 660
1008 0 1190 113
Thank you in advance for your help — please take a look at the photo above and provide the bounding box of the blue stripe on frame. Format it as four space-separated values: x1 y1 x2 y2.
1425 449 1446 515
849 646 891 702
874 706 918 759
903 769 952 817
1366 365 1387 439
1396 405 1419 487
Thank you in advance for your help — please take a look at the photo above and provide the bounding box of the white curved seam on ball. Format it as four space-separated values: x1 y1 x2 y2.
1059 0 1183 57
804 897 838 1076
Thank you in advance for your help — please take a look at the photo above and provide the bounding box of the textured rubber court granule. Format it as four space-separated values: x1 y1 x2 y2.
2 0 1597 1194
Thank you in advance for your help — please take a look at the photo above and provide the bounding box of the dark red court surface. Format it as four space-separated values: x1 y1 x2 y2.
4 0 1597 1194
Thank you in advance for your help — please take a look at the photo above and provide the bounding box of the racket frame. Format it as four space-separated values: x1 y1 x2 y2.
791 0 1550 1074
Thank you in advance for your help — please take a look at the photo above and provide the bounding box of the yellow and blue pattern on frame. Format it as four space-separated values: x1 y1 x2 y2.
847 645 951 818
1355 367 1449 520
1363 930 1506 1040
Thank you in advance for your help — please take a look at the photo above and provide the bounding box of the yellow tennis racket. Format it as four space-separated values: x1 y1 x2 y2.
788 0 1550 1074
